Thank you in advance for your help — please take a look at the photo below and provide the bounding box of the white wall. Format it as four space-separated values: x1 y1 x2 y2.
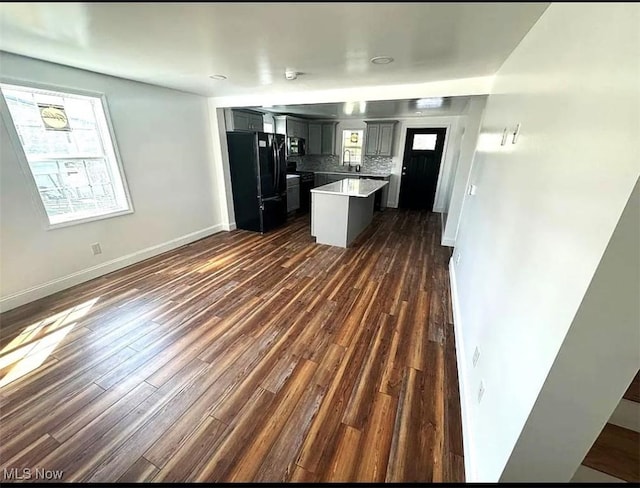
501 180 639 481
0 52 223 311
450 3 639 482
210 76 493 109
442 96 487 245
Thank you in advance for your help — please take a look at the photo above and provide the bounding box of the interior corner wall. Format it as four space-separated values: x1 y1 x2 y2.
0 52 223 311
441 96 487 246
207 103 235 229
500 179 640 481
450 3 639 482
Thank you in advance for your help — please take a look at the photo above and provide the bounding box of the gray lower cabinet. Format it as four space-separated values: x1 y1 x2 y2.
364 121 397 156
308 122 337 155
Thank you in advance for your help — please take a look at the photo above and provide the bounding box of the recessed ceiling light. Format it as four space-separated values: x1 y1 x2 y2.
370 56 394 65
344 102 355 115
209 74 227 80
416 97 444 109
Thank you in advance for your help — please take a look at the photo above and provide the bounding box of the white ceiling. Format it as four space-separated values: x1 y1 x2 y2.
0 3 549 97
254 96 473 120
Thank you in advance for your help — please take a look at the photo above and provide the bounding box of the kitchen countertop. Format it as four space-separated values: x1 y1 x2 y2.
310 178 389 198
313 170 391 178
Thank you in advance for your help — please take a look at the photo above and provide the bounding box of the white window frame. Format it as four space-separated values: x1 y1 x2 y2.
0 77 134 230
341 129 364 166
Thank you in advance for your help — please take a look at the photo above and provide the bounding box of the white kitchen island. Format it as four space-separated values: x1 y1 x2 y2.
311 178 389 248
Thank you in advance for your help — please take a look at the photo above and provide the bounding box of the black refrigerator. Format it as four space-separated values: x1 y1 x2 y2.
226 131 287 233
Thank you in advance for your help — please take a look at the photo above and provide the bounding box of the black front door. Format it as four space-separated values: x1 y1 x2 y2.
398 128 447 210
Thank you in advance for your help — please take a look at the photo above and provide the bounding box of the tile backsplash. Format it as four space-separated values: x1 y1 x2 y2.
290 154 394 175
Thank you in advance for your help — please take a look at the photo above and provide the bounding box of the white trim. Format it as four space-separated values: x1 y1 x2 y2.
46 208 135 230
0 77 135 230
0 224 227 312
609 398 640 433
223 221 237 231
449 258 477 482
442 238 456 247
440 213 456 247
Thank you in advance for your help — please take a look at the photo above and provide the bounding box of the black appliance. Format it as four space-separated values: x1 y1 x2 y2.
286 161 314 213
288 137 306 156
226 131 287 233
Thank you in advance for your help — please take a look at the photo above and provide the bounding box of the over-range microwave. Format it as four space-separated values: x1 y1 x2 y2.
288 137 306 157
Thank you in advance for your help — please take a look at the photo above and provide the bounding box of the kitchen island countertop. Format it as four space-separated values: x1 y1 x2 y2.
310 178 388 198
312 170 391 178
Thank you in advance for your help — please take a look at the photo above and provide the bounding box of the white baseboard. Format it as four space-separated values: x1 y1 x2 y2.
609 398 640 433
0 224 227 313
223 221 237 231
449 259 477 482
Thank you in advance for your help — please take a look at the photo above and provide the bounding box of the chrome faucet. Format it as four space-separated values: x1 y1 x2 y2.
344 149 352 171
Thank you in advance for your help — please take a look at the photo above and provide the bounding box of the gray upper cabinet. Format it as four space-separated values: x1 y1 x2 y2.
365 123 380 156
321 123 336 155
275 116 309 139
308 121 337 155
308 123 322 155
231 109 263 132
365 121 397 156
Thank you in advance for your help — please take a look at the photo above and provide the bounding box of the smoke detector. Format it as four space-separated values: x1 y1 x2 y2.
285 69 299 80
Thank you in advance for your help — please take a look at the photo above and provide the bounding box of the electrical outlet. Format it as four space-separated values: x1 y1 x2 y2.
478 380 485 404
455 252 461 265
472 346 480 367
91 243 102 255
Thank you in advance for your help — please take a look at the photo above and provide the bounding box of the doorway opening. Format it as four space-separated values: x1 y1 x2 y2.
398 128 447 210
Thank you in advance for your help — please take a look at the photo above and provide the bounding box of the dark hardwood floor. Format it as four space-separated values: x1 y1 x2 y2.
0 209 464 483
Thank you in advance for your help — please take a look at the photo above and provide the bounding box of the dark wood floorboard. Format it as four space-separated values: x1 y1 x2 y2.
0 209 464 482
583 423 639 483
623 371 640 404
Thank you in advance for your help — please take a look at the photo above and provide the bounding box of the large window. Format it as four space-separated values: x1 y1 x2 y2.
1 83 132 227
341 129 364 166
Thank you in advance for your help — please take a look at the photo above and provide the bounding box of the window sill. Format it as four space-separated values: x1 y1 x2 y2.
46 208 134 230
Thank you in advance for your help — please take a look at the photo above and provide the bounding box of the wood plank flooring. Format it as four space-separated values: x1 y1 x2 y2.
0 209 464 483
583 423 639 483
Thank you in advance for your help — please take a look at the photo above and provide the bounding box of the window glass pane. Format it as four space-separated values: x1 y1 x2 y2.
342 130 363 164
412 133 437 150
1 83 131 225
